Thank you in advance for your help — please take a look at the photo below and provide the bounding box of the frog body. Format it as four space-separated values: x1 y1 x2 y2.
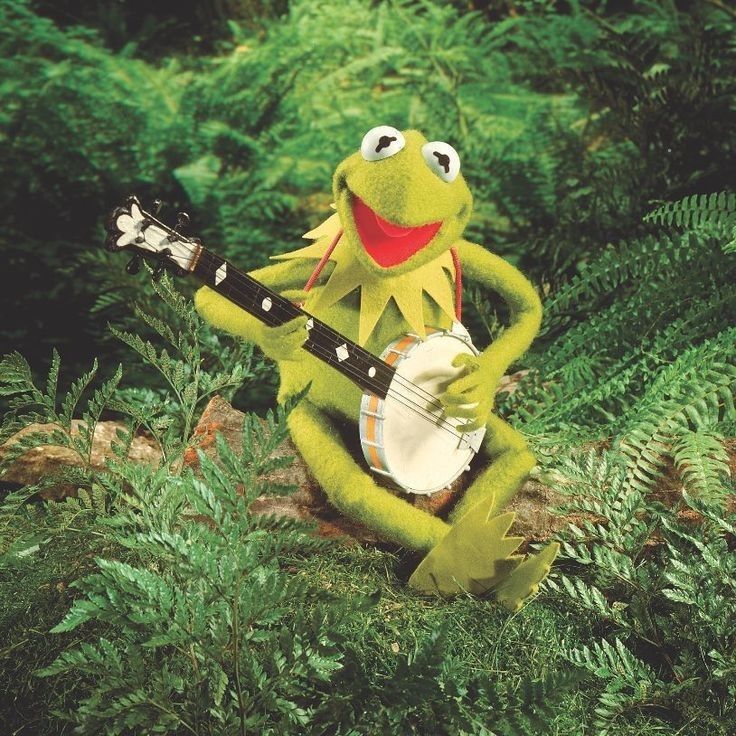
195 127 559 610
278 264 455 420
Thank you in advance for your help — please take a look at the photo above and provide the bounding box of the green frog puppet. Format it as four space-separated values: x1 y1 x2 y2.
195 126 559 610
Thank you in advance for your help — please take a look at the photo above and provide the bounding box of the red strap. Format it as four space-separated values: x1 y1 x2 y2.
303 228 343 293
302 234 463 321
450 246 462 321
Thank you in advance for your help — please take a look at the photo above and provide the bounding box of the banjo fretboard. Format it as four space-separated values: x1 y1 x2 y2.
192 248 395 399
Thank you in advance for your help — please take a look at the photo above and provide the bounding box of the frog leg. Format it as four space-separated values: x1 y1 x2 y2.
408 412 558 609
449 412 534 523
287 398 450 552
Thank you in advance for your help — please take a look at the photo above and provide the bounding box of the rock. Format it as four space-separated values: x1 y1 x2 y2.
185 395 566 546
496 369 530 398
0 420 161 498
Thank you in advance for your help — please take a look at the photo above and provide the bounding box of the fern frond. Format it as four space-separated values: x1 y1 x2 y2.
618 366 735 493
566 638 661 734
645 191 736 230
672 429 730 505
542 232 700 334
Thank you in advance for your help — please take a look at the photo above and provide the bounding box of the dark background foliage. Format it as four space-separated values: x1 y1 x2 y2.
3 0 734 405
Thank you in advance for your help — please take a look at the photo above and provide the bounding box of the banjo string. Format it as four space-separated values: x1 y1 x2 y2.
194 255 476 444
137 230 476 444
192 252 472 429
194 257 474 447
151 242 475 445
141 226 455 414
287 338 474 448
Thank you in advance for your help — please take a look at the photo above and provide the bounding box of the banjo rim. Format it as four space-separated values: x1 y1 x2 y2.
359 325 486 495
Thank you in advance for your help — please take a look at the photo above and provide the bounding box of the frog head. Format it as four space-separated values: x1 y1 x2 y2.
332 126 473 275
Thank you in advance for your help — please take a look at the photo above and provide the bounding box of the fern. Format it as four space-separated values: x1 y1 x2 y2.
0 350 121 479
549 450 736 732
109 271 255 451
671 430 731 505
645 191 736 231
566 638 662 735
616 332 736 494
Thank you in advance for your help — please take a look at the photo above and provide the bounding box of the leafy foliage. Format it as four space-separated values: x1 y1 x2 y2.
108 270 256 453
36 439 344 734
1 0 735 733
547 451 736 734
33 409 579 735
0 272 258 563
0 349 122 551
671 429 731 505
645 191 736 241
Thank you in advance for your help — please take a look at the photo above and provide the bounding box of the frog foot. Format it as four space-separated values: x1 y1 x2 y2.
407 497 559 611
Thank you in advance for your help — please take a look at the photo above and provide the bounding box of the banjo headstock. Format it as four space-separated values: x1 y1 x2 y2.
105 195 200 277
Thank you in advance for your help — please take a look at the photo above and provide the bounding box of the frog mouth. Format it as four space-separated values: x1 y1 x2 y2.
352 196 442 267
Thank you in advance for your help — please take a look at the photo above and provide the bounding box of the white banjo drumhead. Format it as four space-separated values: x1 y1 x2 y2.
380 332 481 494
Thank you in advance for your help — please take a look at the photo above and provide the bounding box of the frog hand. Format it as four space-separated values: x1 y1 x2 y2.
258 289 311 362
439 352 501 432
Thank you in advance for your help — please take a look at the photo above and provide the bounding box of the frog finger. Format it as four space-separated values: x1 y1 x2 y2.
440 388 480 407
451 352 481 371
261 317 310 358
457 417 486 433
264 326 308 350
269 315 309 336
444 372 483 397
442 402 480 419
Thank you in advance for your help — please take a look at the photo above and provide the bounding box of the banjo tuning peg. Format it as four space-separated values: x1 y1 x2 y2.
175 211 190 232
125 254 142 275
152 198 163 215
152 248 172 281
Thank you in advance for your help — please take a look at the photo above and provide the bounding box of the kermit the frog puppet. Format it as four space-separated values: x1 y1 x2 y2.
195 126 558 610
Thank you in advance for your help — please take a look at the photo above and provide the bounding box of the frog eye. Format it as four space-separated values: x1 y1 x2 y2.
360 126 406 161
421 141 460 183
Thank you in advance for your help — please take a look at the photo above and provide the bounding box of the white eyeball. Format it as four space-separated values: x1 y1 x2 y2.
360 126 406 161
421 141 460 182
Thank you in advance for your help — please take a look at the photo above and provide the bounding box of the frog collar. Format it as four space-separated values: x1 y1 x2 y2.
272 211 456 346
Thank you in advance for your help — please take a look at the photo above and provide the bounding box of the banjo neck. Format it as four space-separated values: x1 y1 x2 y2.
105 196 395 399
191 248 396 399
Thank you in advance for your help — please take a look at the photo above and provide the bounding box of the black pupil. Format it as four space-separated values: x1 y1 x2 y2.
433 150 451 174
375 135 397 153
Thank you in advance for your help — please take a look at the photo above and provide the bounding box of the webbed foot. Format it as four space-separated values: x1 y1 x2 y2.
408 495 559 610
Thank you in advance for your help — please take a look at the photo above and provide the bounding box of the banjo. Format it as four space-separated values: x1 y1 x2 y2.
106 196 486 495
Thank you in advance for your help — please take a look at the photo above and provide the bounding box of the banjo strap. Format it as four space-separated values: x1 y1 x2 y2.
303 227 344 293
301 230 463 321
450 246 462 322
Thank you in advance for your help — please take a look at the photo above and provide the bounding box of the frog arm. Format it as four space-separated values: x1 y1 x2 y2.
455 238 543 377
194 258 319 342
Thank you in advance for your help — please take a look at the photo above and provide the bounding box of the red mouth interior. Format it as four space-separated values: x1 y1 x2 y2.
352 196 441 267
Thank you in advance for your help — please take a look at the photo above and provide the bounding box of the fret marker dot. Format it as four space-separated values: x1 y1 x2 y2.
305 318 314 331
261 297 272 311
335 344 349 362
368 366 376 378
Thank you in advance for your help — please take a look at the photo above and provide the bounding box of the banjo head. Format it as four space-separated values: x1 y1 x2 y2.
360 325 486 495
